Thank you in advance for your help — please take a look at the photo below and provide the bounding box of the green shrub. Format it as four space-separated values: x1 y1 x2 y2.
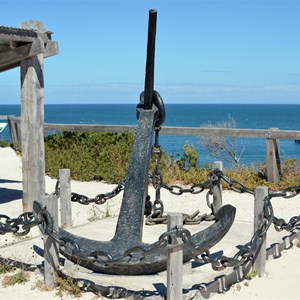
0 260 14 274
183 143 199 169
169 144 199 171
0 139 10 147
45 132 134 182
44 132 300 191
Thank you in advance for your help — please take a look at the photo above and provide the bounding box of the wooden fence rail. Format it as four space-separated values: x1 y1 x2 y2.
3 115 300 182
3 115 300 140
44 123 300 140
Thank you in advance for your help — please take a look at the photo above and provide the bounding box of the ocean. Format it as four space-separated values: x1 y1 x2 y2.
1 104 300 167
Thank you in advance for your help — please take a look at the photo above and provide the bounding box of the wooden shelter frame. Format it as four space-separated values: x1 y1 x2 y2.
0 20 59 211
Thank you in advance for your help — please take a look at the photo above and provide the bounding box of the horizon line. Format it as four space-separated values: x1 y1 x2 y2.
1 102 300 105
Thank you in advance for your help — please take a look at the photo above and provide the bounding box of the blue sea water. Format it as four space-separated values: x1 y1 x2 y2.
1 104 300 167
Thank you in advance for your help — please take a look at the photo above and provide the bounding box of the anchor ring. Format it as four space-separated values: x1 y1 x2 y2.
137 90 166 128
152 90 165 128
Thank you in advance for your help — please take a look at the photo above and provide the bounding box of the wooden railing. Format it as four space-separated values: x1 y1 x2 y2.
1 115 21 150
4 115 300 182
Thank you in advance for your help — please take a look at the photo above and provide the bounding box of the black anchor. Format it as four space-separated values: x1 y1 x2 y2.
59 10 236 275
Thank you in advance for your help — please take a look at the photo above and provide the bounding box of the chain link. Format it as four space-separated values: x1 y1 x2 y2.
0 211 43 236
219 173 255 195
0 201 53 237
127 170 299 270
267 192 300 232
54 180 126 205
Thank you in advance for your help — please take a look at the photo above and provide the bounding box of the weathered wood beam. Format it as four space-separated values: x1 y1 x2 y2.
0 45 10 52
44 123 137 133
0 39 44 72
43 123 300 140
0 33 36 43
44 41 59 58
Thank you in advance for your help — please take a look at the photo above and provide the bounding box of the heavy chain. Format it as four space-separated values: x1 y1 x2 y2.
105 186 299 271
146 129 165 224
216 171 255 195
61 175 300 270
87 227 192 265
87 207 270 270
54 180 126 205
269 186 300 199
1 185 299 280
0 212 38 236
146 129 215 225
0 201 80 262
0 201 53 237
181 216 270 271
144 168 300 270
267 191 300 232
145 130 259 225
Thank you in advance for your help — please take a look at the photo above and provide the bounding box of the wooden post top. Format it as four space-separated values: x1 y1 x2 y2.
21 20 47 32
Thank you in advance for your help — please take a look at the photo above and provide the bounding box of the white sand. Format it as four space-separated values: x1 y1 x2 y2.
0 146 300 300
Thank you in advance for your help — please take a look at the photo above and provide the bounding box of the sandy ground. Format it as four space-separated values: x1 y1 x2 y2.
0 146 300 300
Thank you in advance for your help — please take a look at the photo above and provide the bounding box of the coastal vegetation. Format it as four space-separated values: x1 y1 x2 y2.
0 260 30 287
0 139 10 147
44 131 300 191
199 114 243 167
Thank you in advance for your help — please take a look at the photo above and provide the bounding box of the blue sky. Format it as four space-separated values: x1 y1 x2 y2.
1 0 300 104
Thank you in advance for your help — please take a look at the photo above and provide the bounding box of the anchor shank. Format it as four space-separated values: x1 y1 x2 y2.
113 106 158 245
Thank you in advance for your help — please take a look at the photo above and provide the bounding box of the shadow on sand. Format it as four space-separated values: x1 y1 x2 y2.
0 179 22 203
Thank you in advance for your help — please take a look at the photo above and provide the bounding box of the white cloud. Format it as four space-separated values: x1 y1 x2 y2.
2 82 300 104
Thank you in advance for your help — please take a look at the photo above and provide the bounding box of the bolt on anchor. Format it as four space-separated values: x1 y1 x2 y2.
59 9 236 275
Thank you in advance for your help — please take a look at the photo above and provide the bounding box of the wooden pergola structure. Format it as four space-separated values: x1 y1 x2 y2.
0 20 59 211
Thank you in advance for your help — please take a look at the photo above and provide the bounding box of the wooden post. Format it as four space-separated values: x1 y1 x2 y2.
42 195 59 288
7 116 18 147
212 161 223 212
15 118 22 148
266 128 281 183
20 21 46 211
253 186 268 277
167 213 183 300
59 169 72 228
